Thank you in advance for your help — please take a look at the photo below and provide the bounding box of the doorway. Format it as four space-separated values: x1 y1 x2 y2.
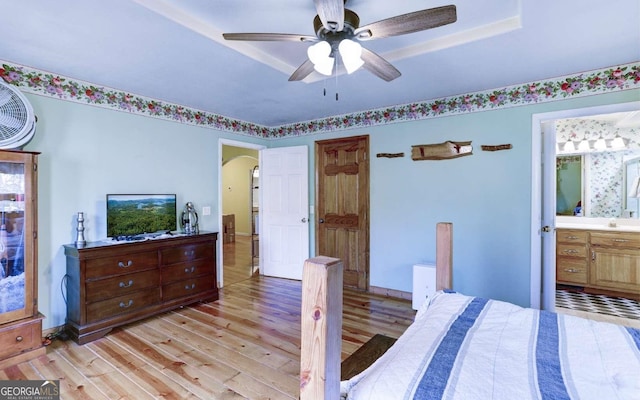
219 139 265 287
532 101 640 324
315 135 370 291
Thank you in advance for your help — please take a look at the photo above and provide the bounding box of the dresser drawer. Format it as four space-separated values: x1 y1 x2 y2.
85 269 160 303
161 243 214 265
556 244 587 258
556 258 588 284
86 288 161 323
0 318 42 359
556 229 588 244
590 232 640 248
85 251 158 279
161 258 214 284
162 276 216 301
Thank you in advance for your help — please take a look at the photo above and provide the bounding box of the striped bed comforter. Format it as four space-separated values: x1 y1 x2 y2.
340 291 640 400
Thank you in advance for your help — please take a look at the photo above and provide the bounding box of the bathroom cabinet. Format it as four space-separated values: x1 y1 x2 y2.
556 228 640 298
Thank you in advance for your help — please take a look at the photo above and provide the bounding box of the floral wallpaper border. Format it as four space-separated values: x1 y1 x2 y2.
1 60 639 139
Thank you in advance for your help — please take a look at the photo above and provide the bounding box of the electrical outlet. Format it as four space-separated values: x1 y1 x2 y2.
202 206 211 216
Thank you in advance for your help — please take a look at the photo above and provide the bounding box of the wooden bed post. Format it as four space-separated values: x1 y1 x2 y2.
436 222 453 290
300 256 343 400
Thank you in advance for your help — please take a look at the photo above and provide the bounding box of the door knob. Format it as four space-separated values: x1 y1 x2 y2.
319 218 325 223
301 218 307 223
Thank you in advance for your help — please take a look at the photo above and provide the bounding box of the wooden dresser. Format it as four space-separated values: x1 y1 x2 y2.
64 232 218 344
556 228 640 299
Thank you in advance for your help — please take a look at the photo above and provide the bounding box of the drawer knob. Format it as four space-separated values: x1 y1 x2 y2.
118 260 133 268
119 280 134 288
612 239 629 243
119 300 134 308
185 283 196 290
15 335 23 342
565 235 579 240
563 268 579 273
184 250 195 257
184 266 196 274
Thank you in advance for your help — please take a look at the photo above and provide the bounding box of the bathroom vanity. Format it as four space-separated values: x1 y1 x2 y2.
556 219 640 300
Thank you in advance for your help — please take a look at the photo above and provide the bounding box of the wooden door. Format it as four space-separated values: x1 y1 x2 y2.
315 135 369 290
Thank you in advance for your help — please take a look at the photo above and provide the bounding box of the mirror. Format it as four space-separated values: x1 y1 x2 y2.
556 155 582 216
555 110 640 218
624 156 640 218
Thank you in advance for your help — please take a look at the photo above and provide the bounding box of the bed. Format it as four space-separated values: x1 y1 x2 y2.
340 290 640 399
299 223 640 400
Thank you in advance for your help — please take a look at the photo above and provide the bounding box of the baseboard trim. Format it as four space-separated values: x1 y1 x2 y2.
369 285 412 301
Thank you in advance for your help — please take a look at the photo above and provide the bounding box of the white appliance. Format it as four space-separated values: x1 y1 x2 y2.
412 263 437 310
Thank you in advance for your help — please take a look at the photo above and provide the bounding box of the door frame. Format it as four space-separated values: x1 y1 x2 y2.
218 138 266 288
530 101 640 309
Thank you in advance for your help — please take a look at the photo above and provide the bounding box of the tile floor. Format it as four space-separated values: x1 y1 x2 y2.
555 288 640 328
556 289 640 319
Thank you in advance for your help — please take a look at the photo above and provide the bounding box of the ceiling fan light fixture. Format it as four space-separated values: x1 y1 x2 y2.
307 41 334 76
338 39 364 74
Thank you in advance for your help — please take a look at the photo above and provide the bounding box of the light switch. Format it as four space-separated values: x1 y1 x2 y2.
202 206 211 216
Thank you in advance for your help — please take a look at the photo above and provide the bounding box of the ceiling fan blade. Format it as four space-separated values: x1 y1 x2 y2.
314 0 344 32
360 48 401 82
223 33 317 42
288 59 316 81
355 5 456 41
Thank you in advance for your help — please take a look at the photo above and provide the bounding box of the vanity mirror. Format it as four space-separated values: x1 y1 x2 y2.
556 155 582 216
555 111 640 219
624 155 640 218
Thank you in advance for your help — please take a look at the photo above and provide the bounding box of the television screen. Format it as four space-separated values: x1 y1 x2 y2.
106 194 177 237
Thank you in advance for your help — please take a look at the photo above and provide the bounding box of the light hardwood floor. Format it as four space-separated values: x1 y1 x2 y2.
0 276 416 399
222 235 258 287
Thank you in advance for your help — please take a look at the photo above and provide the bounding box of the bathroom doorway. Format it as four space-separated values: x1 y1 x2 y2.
532 101 640 327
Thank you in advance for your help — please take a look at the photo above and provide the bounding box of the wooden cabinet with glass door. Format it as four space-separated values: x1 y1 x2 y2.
0 150 44 368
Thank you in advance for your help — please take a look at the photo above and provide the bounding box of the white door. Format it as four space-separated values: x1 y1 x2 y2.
541 121 557 310
261 146 309 280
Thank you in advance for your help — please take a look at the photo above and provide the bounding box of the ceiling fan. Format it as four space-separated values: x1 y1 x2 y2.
222 0 456 82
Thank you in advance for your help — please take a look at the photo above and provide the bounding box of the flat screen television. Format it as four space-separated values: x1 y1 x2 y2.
106 194 177 237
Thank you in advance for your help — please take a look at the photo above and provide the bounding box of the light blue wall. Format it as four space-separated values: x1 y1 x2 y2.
272 90 640 307
23 94 268 329
21 89 639 330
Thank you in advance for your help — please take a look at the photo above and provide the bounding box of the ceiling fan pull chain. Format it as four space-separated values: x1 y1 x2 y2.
335 63 339 101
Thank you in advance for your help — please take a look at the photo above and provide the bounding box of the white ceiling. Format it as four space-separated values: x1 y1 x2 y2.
1 0 639 127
